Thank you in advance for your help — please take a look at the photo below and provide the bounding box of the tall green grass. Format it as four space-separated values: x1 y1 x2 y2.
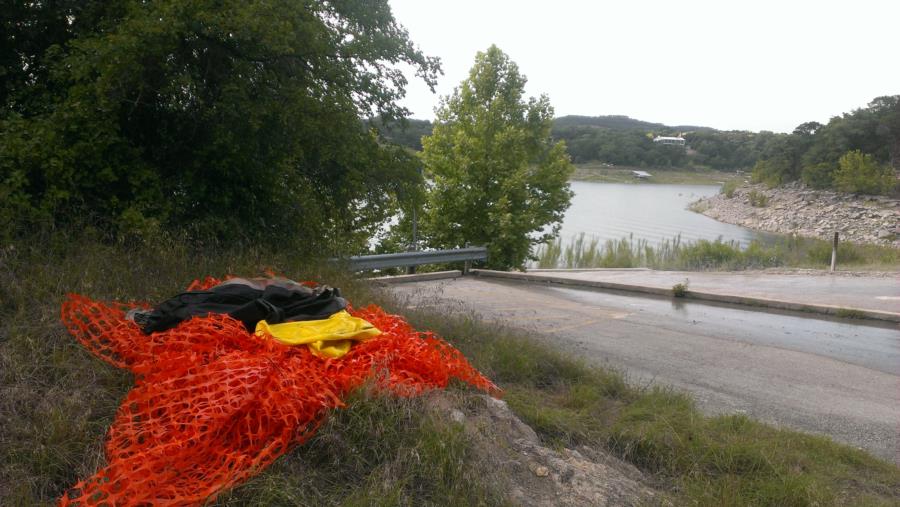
535 233 899 271
3 228 899 505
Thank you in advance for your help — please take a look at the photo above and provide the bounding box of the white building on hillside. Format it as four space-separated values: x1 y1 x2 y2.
653 136 686 147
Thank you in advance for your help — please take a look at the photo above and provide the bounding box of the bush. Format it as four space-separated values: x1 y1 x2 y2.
720 180 739 198
806 241 864 265
800 162 835 189
751 159 788 187
748 190 768 207
672 280 689 297
677 240 742 268
833 150 896 195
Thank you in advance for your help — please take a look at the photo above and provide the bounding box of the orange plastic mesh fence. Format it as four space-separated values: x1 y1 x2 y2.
59 277 499 506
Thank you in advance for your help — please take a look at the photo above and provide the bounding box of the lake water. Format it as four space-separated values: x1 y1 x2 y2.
556 181 767 247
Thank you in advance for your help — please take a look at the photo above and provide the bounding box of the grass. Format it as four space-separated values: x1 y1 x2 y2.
0 229 501 506
399 305 900 506
213 391 504 507
835 308 867 320
722 180 740 198
535 233 900 271
571 162 744 185
2 228 899 505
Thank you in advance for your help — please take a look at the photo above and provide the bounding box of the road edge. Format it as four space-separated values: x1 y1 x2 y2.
470 269 900 323
368 270 463 284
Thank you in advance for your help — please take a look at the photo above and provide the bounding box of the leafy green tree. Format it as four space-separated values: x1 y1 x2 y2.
800 162 836 189
1 0 438 252
419 46 573 269
869 95 900 170
833 150 896 195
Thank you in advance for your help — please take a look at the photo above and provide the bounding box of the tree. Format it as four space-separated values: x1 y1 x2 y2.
833 150 895 195
419 46 573 269
868 95 900 170
1 0 438 252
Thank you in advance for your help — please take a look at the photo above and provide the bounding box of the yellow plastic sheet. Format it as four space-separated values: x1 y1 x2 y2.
255 310 381 358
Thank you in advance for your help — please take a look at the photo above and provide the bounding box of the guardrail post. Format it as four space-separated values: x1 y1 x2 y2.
406 243 417 275
407 204 418 275
463 242 471 275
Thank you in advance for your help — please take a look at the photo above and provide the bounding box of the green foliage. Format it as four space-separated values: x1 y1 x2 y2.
751 96 899 194
553 125 689 167
0 0 438 251
834 308 867 320
832 150 897 195
748 190 769 207
751 159 789 187
536 233 899 271
4 229 900 505
805 240 864 265
686 130 785 171
721 180 739 198
369 118 434 151
801 162 836 189
419 46 574 270
671 280 689 297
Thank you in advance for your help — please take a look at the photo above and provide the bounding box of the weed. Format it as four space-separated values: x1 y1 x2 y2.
835 308 867 319
672 279 689 297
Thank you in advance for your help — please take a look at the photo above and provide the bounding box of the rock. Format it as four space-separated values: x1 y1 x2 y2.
426 392 659 506
689 182 900 248
531 464 550 477
450 409 466 423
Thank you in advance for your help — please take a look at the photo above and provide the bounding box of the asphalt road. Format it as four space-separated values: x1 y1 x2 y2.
387 277 900 464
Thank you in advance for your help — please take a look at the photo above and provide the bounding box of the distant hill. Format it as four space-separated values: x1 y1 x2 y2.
367 118 433 151
373 115 718 152
553 115 717 133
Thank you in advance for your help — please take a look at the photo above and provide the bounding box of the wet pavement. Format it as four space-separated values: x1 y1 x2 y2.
388 276 900 464
524 269 900 314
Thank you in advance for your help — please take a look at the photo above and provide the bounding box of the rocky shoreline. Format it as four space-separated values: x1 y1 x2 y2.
691 182 900 248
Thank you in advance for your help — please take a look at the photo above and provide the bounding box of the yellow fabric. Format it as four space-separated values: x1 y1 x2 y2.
255 311 381 358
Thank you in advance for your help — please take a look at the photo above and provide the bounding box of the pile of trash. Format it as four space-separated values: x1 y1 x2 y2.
59 276 498 506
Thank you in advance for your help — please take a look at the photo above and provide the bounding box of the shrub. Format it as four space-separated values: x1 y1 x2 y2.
748 190 768 207
677 240 741 269
833 150 896 195
751 159 788 188
721 180 739 198
672 280 689 297
800 162 835 189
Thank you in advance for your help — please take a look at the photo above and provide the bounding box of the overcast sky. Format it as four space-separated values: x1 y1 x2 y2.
388 0 899 133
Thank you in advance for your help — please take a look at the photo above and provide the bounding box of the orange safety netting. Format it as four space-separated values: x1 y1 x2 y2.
58 277 499 506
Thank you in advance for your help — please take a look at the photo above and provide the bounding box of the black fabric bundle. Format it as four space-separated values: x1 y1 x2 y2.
133 279 346 334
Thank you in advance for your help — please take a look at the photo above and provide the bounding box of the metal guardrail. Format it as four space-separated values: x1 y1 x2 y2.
333 247 487 271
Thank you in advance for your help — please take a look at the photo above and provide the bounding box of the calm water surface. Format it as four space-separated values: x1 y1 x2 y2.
557 181 768 247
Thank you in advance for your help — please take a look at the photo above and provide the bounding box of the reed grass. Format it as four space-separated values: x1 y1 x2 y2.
534 233 899 271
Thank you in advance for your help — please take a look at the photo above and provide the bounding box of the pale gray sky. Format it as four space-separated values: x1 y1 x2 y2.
389 0 899 133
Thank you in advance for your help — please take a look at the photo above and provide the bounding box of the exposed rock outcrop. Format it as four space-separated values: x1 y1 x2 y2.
691 182 900 248
427 393 661 506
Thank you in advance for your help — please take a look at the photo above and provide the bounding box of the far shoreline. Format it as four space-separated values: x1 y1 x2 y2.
570 163 743 186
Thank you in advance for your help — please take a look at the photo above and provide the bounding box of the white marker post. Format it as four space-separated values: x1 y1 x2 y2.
830 232 838 272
